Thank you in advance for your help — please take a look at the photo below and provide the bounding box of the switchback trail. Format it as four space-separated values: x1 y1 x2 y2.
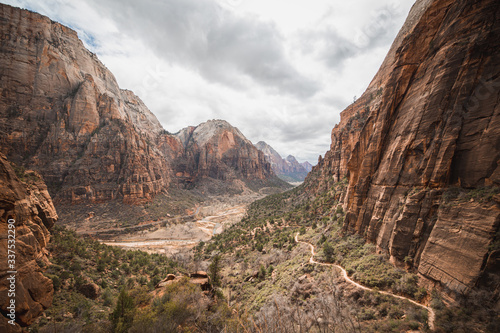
295 233 436 331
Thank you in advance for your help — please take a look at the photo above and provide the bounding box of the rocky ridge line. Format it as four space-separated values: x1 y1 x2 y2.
0 4 283 207
255 141 311 182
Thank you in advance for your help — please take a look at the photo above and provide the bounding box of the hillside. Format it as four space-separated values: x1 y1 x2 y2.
307 0 500 296
201 0 500 331
168 120 288 194
0 154 57 332
1 0 499 332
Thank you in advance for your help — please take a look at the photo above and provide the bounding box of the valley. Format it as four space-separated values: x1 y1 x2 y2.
99 201 250 256
1 0 499 332
62 190 267 255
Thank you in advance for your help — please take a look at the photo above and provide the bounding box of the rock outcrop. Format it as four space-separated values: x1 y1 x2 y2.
155 271 211 293
0 4 170 204
255 141 311 182
0 153 57 332
162 120 285 193
0 5 283 206
309 0 500 295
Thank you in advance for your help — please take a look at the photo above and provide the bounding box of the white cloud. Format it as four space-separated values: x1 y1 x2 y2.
2 0 415 163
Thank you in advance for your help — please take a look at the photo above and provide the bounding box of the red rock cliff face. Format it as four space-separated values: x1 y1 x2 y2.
0 5 283 204
0 153 57 332
0 4 170 204
310 0 500 295
164 120 277 188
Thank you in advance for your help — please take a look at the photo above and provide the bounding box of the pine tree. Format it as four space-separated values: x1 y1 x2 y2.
208 255 222 288
110 288 135 333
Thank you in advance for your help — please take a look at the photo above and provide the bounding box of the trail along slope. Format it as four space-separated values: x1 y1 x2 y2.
295 233 435 331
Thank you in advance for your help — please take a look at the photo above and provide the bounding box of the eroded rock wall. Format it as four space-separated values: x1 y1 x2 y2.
0 153 57 331
0 4 170 204
167 120 276 188
0 5 282 205
310 0 500 295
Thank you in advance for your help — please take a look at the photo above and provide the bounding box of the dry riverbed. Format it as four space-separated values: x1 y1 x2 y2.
98 194 259 255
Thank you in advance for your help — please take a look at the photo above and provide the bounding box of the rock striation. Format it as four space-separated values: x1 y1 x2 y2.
0 5 282 205
308 0 500 295
0 153 57 332
255 141 311 183
163 120 283 193
0 4 170 204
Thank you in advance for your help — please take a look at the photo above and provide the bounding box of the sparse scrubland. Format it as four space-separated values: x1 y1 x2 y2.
196 178 432 332
33 175 499 332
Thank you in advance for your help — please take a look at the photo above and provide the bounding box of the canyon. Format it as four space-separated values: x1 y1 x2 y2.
255 141 312 183
0 4 285 210
0 0 499 331
308 0 500 296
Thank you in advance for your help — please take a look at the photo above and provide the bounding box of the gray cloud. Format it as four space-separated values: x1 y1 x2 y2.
87 0 320 99
3 0 415 164
298 3 406 71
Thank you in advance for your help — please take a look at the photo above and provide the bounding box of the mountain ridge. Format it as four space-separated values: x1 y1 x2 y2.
255 141 311 183
307 0 500 296
0 4 286 207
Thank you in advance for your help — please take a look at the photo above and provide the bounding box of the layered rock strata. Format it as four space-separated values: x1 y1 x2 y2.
168 120 276 188
0 5 281 205
0 154 57 332
0 4 170 204
309 0 500 295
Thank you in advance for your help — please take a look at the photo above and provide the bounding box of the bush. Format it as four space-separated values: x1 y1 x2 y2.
48 275 61 291
258 265 267 280
102 288 113 307
209 255 222 288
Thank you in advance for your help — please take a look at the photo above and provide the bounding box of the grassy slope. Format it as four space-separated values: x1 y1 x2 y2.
32 227 183 332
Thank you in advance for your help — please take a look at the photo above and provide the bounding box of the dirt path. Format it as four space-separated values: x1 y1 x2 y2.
295 233 435 331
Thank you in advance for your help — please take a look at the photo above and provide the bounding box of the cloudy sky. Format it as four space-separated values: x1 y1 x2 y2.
3 0 415 163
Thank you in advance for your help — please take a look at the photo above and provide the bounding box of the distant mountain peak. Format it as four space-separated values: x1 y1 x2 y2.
255 142 311 183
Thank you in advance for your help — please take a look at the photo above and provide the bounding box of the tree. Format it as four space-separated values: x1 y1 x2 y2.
323 241 335 263
208 255 222 288
110 288 135 333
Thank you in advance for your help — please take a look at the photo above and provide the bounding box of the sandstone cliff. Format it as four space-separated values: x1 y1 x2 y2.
164 120 286 194
255 141 310 183
0 4 170 204
0 5 283 206
309 0 500 296
0 154 57 332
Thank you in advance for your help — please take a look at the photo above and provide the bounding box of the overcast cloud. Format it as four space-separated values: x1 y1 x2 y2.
2 0 415 163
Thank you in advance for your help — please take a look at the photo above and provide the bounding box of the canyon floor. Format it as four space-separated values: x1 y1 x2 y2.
100 202 248 256
65 190 266 257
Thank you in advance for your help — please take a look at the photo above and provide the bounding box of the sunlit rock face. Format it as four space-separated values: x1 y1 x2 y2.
0 4 170 204
167 120 276 188
0 153 57 331
307 0 500 295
